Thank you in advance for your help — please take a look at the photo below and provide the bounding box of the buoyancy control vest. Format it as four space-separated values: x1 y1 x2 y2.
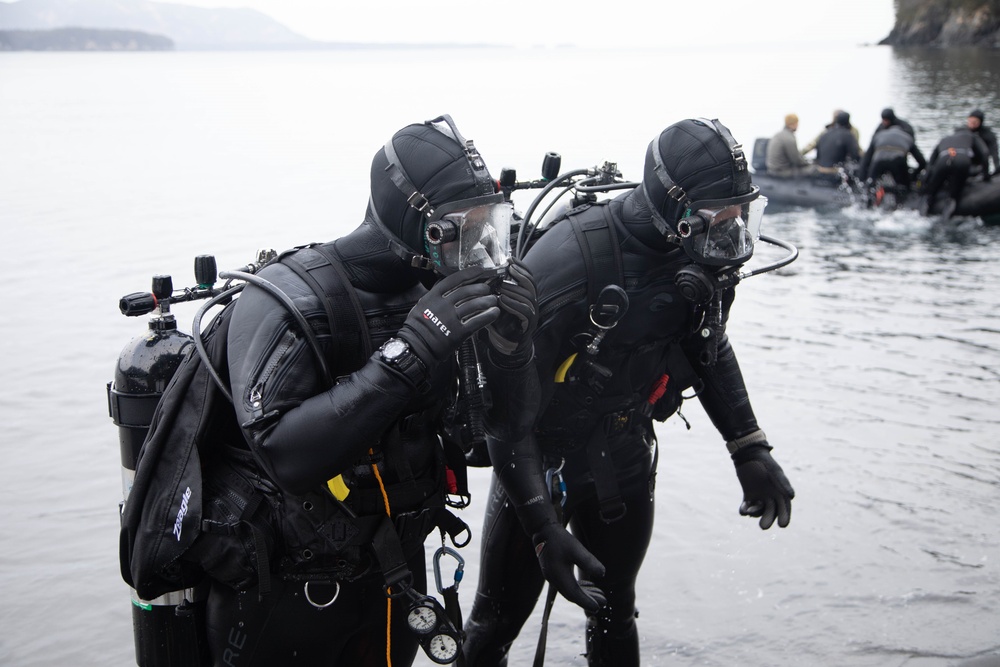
527 200 705 454
121 241 470 603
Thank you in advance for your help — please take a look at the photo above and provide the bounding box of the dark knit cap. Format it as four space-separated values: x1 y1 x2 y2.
881 108 896 121
970 109 985 122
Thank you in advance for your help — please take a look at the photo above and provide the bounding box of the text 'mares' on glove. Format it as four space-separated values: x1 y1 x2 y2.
486 258 539 361
728 429 795 530
396 265 500 373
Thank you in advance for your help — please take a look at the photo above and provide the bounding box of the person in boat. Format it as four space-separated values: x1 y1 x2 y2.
801 108 860 157
203 114 598 666
859 122 927 190
463 118 796 667
765 113 814 177
813 110 862 175
967 109 999 176
921 124 991 217
873 107 916 142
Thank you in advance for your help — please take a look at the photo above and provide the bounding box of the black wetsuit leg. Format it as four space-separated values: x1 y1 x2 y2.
463 473 546 667
567 437 656 667
947 155 972 202
887 156 910 188
205 550 425 666
464 433 656 667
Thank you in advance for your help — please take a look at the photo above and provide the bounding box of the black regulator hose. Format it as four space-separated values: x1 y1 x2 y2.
744 234 799 278
192 284 245 404
516 168 591 260
219 269 333 386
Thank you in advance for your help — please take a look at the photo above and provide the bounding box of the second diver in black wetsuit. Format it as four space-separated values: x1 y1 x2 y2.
464 117 797 667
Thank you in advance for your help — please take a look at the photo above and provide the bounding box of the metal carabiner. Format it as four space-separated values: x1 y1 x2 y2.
545 457 567 507
433 546 465 595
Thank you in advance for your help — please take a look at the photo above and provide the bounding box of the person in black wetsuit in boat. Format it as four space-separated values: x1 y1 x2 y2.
967 109 999 177
921 124 991 217
463 117 796 667
873 107 916 143
860 123 926 188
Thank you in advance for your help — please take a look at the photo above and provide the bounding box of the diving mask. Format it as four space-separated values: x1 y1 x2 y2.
424 192 513 274
677 188 766 266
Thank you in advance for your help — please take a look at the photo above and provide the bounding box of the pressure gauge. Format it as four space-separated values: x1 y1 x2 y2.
407 603 438 634
428 633 459 664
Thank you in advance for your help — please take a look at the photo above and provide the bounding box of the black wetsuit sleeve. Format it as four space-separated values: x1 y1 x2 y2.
860 140 875 177
973 137 991 180
227 268 425 496
682 289 760 441
911 141 928 171
481 333 541 443
484 229 589 533
985 128 1000 173
251 356 423 495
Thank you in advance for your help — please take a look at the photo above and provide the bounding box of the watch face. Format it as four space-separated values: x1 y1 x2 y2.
428 633 459 663
407 604 437 634
381 338 408 362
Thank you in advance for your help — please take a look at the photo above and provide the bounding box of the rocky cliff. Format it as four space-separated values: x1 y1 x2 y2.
881 0 1000 46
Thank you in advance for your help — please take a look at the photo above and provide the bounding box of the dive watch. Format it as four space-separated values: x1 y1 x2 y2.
378 337 429 391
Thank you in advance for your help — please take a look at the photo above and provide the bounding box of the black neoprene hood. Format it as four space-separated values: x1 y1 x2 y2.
642 118 754 232
368 117 494 256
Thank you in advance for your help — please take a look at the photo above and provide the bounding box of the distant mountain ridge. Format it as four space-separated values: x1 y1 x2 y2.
0 26 173 49
0 0 311 49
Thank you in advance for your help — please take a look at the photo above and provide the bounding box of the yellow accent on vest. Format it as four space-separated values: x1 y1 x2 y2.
554 353 578 383
327 474 350 501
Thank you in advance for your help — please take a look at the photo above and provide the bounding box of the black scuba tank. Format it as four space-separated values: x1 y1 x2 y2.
108 271 210 667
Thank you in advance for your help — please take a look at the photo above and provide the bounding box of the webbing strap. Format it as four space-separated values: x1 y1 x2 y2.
585 425 627 523
313 243 374 359
568 204 624 304
279 245 371 384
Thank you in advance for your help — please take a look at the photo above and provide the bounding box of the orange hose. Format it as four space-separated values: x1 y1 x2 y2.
369 448 393 666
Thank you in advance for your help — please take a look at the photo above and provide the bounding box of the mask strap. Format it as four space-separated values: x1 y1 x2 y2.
698 117 751 192
383 138 435 218
366 196 435 271
649 136 692 208
425 114 496 197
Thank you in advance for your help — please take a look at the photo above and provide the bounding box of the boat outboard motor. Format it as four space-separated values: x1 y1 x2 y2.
109 263 215 667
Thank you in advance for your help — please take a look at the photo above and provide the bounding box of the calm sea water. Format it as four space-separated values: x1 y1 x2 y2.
1 45 999 667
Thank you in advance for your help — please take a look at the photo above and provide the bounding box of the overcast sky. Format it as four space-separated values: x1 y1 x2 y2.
58 0 897 48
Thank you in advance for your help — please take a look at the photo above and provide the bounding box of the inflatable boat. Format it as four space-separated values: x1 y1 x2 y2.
750 137 1000 224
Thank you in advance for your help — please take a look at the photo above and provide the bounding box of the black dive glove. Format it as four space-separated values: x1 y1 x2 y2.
486 259 538 358
532 521 606 612
730 438 794 530
397 266 500 371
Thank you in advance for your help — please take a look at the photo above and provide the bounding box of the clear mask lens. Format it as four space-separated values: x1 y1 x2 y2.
426 196 512 273
682 195 767 266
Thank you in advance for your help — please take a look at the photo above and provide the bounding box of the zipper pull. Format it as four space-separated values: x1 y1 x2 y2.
248 384 263 419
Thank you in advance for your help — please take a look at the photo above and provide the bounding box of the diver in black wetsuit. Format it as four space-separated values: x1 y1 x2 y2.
201 115 595 666
860 124 927 189
922 125 991 217
463 118 796 667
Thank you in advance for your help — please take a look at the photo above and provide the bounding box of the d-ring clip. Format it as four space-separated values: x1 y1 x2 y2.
304 580 341 609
